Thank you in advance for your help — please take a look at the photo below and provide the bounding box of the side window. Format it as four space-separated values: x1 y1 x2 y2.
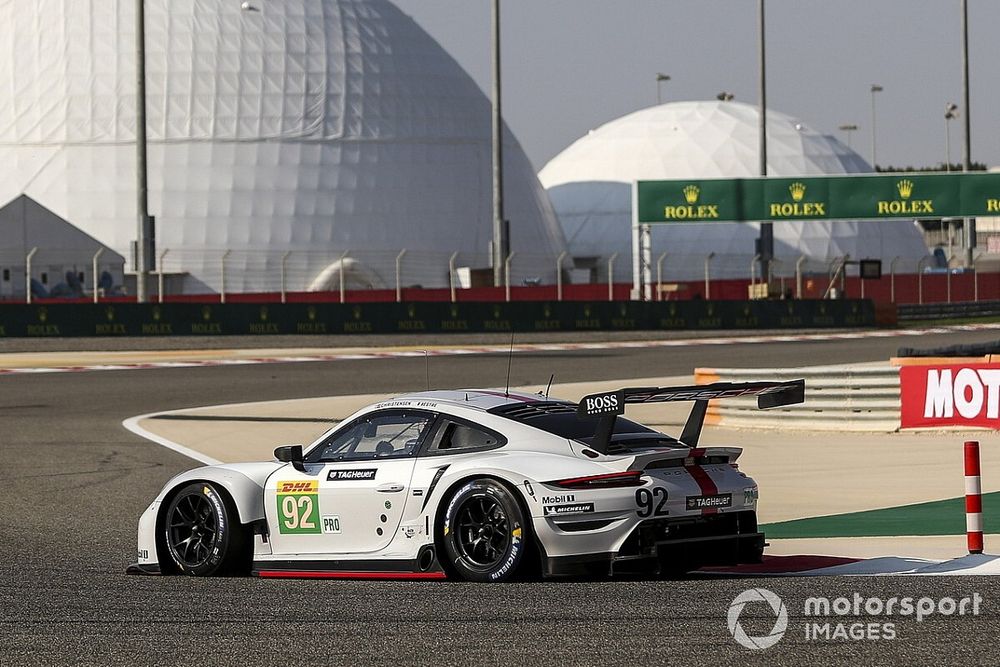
308 410 434 462
425 419 505 455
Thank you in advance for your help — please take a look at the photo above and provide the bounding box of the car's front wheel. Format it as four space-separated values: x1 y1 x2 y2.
163 482 248 576
440 479 527 582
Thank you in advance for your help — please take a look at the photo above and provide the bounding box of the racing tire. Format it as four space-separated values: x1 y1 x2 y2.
440 479 528 582
163 482 248 576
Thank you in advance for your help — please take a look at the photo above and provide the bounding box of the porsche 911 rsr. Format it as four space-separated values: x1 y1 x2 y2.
127 379 803 581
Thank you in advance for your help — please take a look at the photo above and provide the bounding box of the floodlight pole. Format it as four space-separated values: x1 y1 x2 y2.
870 84 883 169
491 0 508 286
757 0 773 285
962 0 974 267
134 0 152 303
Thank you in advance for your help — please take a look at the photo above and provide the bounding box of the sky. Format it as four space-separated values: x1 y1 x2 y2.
391 0 1000 173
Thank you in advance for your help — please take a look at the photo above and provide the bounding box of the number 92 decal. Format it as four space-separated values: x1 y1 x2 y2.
635 487 668 517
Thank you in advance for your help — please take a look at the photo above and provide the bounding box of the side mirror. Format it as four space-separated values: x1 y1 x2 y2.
274 444 305 472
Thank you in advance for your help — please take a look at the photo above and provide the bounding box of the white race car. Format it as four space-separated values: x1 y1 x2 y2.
128 379 803 581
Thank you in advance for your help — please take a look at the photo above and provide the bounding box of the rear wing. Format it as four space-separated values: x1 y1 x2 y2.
577 379 805 453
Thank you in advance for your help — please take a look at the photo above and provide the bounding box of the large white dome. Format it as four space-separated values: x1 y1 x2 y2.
539 100 930 282
0 0 567 293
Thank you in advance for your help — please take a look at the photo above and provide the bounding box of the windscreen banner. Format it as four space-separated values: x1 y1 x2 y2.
900 364 1000 429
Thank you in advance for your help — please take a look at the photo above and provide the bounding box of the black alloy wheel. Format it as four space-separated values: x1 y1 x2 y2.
440 479 528 582
163 482 247 576
456 495 510 568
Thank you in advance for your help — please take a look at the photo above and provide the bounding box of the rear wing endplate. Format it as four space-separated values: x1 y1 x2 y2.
576 379 805 453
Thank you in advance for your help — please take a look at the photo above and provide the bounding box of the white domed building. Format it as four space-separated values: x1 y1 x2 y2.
0 0 567 294
539 100 930 283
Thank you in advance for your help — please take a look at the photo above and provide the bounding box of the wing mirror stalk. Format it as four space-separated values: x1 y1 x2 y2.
274 444 305 472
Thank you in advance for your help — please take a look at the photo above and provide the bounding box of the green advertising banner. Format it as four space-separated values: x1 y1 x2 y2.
636 178 746 223
637 172 1000 223
0 300 875 337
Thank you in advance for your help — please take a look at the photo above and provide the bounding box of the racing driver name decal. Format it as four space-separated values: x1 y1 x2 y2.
327 469 377 481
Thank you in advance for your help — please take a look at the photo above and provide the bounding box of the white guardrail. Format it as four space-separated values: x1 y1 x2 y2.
694 363 901 432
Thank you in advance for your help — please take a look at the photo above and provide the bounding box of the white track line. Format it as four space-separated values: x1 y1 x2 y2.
122 413 222 466
4 322 1000 376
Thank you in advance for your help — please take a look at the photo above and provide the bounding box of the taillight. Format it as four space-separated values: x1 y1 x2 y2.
549 470 644 489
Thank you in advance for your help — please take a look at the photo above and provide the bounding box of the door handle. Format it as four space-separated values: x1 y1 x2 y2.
376 483 405 493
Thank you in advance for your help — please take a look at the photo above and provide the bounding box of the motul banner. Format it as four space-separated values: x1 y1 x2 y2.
900 364 1000 429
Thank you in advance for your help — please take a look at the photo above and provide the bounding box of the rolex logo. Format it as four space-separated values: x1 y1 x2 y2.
666 184 718 220
307 306 316 321
201 306 211 321
105 306 115 321
260 306 268 321
878 178 932 215
896 179 914 200
683 184 700 204
770 181 824 218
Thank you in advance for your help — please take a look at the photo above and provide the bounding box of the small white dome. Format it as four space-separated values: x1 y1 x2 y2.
539 100 929 281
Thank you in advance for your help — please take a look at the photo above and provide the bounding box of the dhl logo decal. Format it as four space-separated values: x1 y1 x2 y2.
277 480 318 494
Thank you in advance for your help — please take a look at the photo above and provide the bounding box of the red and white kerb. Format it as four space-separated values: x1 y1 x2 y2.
965 441 984 555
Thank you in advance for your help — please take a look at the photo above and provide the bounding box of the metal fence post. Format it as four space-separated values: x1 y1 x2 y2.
607 252 618 302
556 251 567 301
704 252 715 299
749 253 761 287
339 250 349 304
973 252 981 302
395 249 407 303
946 253 953 304
656 252 667 301
220 250 231 303
505 252 516 302
795 255 806 299
448 251 459 303
25 247 38 304
280 251 291 304
158 248 169 304
92 248 104 304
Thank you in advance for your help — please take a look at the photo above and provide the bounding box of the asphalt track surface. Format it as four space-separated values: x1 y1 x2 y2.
3 328 1000 666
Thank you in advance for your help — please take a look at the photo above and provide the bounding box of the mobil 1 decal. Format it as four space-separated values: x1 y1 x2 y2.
577 390 625 417
276 480 321 534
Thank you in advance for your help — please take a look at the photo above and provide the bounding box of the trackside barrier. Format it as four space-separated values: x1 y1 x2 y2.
966 440 984 555
899 300 1000 322
694 365 901 432
0 299 876 338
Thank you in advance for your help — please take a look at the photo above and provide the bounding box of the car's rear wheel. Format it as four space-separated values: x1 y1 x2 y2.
163 482 247 576
441 479 527 582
